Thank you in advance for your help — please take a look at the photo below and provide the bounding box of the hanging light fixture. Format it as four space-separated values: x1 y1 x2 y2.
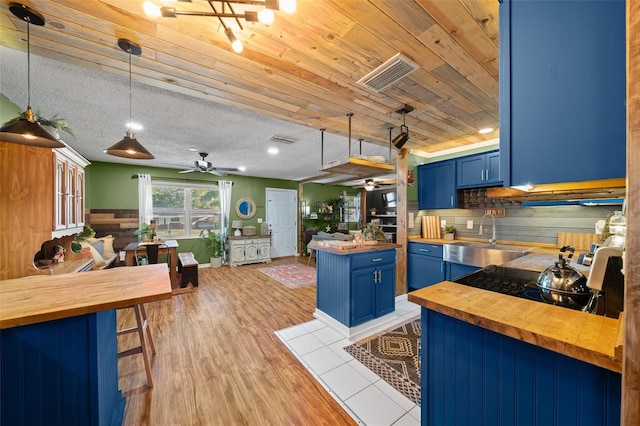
142 0 296 53
392 105 413 150
0 3 64 148
104 39 154 160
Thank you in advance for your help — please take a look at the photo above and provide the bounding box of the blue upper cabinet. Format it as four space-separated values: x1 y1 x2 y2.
457 151 501 188
499 0 626 187
418 160 457 210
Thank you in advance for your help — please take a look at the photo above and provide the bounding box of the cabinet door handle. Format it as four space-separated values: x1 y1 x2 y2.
371 258 383 262
373 270 378 283
440 263 444 273
486 169 489 180
481 169 484 181
377 270 382 283
450 196 454 206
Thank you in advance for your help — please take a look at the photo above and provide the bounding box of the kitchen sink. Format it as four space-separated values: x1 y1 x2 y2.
444 241 532 268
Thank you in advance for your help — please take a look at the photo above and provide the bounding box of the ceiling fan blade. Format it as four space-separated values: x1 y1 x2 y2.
208 170 228 177
179 169 196 174
212 167 241 172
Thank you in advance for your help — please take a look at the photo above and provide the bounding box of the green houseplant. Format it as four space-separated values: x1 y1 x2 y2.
443 225 456 240
35 108 75 138
200 229 222 268
362 221 388 245
134 223 153 241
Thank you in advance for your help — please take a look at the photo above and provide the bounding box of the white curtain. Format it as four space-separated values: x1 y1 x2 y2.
138 173 153 226
218 180 233 263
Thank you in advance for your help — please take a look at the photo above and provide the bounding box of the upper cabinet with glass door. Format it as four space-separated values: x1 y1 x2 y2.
52 146 89 238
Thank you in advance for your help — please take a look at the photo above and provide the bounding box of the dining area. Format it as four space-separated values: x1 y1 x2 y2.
122 239 179 288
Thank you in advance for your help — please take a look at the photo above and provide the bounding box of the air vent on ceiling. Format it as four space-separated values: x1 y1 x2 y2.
267 135 298 144
357 53 420 92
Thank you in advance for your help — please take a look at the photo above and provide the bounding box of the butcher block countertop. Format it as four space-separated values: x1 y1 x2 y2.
408 282 623 373
0 264 172 329
312 241 400 255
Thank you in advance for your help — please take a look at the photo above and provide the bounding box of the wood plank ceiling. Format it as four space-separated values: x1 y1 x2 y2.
0 0 499 158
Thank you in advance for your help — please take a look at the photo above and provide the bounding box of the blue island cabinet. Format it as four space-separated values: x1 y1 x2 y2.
420 308 621 426
316 249 395 327
1 310 125 426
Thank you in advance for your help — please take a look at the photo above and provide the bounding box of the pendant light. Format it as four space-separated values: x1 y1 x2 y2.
0 3 64 148
104 39 154 159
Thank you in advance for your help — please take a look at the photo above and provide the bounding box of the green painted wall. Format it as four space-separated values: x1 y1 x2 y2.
1 93 19 124
85 161 354 261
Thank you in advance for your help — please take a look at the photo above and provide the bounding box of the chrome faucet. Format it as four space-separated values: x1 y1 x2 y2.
479 212 497 245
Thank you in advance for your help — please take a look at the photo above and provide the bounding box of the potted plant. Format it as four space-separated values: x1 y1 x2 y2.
200 229 222 268
362 221 388 245
134 223 153 242
35 108 74 139
443 225 456 240
369 207 377 216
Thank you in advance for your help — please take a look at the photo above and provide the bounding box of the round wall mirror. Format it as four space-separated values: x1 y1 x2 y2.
235 197 256 219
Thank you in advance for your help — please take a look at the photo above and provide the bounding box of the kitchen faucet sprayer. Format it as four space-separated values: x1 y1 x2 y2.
479 212 497 245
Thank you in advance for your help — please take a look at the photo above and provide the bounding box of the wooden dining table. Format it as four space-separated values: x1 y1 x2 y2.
123 239 179 288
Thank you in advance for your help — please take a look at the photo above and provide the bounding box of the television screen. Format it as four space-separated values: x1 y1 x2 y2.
383 192 396 208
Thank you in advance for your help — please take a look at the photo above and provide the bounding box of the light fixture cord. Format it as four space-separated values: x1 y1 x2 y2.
26 15 31 108
128 47 133 132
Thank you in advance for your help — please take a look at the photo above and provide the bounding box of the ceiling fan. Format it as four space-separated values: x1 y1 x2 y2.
179 152 240 177
362 178 395 191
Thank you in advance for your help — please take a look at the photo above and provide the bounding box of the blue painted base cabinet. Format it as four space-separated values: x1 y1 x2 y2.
420 308 621 426
317 249 395 327
1 310 125 426
407 242 445 291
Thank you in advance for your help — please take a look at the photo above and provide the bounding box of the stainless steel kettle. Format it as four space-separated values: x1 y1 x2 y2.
536 245 591 310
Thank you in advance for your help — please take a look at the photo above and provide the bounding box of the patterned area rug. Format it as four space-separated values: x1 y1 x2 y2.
344 318 421 403
257 264 316 289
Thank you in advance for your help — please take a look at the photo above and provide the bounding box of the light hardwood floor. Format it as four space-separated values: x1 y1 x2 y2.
117 257 356 426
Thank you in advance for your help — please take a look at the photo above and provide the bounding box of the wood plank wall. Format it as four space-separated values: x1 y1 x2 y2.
86 209 139 250
408 203 614 247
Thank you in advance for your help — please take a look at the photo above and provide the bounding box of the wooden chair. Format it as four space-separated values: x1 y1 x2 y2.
117 243 168 387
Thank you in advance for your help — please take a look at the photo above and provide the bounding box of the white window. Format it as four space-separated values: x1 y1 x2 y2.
151 181 221 238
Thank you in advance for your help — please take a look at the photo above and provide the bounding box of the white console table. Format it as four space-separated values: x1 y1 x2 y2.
228 235 272 267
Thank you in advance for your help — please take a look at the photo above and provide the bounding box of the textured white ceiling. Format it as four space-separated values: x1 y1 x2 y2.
0 46 394 183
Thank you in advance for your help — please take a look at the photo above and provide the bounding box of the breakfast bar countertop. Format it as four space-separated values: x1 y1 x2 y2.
312 241 400 255
0 264 172 329
408 282 623 373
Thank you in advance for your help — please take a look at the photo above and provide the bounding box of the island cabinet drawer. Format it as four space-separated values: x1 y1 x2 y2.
408 242 443 258
350 250 396 269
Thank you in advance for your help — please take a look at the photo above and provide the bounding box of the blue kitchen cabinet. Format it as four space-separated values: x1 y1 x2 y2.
316 249 396 327
457 151 501 188
420 308 621 425
418 160 457 210
499 0 625 187
407 242 445 291
446 262 480 281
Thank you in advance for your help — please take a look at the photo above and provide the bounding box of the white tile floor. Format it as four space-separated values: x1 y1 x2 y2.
275 298 421 426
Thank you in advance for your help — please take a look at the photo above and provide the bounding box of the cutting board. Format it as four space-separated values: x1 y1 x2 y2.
421 216 442 239
557 232 601 251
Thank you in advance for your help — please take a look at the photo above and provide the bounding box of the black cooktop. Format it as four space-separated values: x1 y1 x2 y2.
453 265 544 303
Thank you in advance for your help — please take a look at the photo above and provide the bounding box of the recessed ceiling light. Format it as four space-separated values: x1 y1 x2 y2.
268 147 279 155
127 121 143 131
478 127 494 134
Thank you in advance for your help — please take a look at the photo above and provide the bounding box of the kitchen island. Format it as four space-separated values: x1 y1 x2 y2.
313 242 401 341
408 279 623 425
0 264 172 426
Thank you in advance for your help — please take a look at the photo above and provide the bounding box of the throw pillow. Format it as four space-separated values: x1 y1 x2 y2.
80 241 106 268
90 240 105 257
87 236 115 259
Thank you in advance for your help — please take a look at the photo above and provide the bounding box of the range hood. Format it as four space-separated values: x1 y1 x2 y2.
486 178 626 207
521 198 625 207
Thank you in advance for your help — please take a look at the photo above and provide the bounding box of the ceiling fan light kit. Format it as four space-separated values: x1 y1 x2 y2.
143 0 296 53
105 39 155 160
0 3 65 148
